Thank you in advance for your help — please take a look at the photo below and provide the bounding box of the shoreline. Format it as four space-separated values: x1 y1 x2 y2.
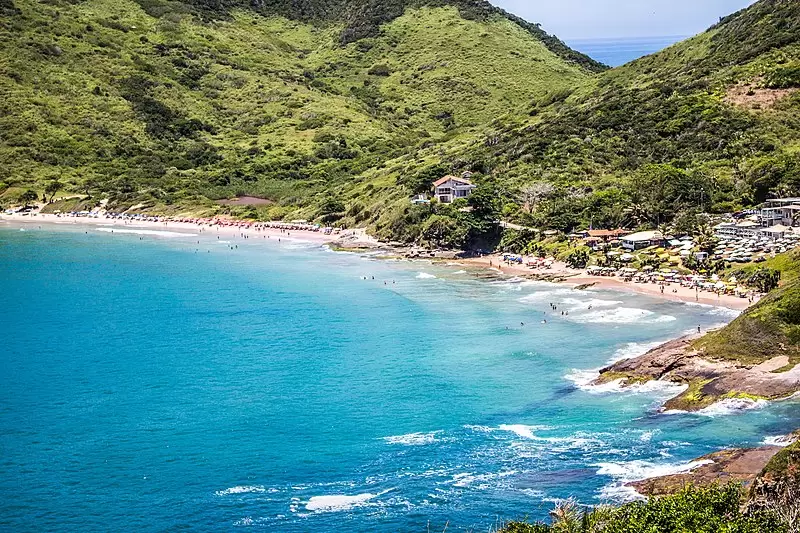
461 254 754 311
0 212 377 248
2 213 752 311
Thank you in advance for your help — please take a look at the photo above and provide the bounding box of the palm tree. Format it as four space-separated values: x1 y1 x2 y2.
695 224 718 255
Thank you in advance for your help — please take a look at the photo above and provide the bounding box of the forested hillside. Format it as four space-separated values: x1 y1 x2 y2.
2 0 800 249
0 0 597 221
390 0 800 242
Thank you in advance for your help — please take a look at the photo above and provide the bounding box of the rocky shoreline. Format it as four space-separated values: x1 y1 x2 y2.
593 334 800 412
629 446 785 497
628 432 800 501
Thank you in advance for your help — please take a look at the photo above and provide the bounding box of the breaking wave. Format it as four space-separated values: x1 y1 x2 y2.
215 485 268 496
382 431 440 446
696 398 770 417
96 228 198 238
303 489 394 513
568 307 676 324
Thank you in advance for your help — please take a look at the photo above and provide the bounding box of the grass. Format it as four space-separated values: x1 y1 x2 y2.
0 0 593 220
695 250 800 366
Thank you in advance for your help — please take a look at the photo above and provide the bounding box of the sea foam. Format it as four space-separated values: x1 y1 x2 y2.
696 398 769 417
383 431 440 446
594 458 714 502
416 272 437 279
95 228 197 238
762 434 796 447
215 485 268 496
568 307 676 325
304 488 393 512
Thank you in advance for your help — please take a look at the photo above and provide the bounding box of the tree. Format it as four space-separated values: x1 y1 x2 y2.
518 181 555 213
467 183 502 232
695 224 719 255
566 248 590 268
420 215 466 249
747 268 781 293
45 179 62 203
18 189 38 206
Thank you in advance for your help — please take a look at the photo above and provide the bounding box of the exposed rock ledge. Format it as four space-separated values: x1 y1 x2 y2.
629 446 784 497
593 334 800 412
629 431 800 498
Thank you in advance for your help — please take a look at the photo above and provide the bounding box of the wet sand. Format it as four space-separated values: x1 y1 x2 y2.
463 254 754 311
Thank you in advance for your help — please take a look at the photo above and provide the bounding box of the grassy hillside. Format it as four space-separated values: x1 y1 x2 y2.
401 0 800 236
0 0 595 219
3 0 800 248
696 249 800 364
126 0 607 70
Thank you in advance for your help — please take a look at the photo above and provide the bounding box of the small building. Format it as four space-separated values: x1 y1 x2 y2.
433 175 476 204
714 220 762 238
759 224 791 239
586 229 628 243
761 198 800 227
621 230 665 250
411 194 430 205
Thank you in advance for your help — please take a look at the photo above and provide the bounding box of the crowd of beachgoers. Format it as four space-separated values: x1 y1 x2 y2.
465 253 760 310
0 209 767 311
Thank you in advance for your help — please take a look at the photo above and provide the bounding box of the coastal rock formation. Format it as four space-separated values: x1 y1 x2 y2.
593 334 800 412
629 446 784 497
746 440 800 527
629 431 800 500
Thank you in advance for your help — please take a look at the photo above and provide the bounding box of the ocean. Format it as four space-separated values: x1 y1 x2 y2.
1 223 798 531
566 36 688 67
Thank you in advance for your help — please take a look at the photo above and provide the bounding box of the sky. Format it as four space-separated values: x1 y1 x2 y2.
493 0 758 40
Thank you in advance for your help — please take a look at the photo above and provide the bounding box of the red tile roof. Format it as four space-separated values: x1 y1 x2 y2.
433 175 473 187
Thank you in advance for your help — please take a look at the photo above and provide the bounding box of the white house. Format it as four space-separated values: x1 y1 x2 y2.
621 230 664 250
761 198 800 227
714 220 761 238
433 175 476 204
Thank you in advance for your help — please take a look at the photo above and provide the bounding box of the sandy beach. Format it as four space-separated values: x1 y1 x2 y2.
463 254 754 311
2 213 754 311
0 212 377 247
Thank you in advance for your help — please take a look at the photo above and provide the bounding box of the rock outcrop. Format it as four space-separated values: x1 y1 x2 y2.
593 334 800 412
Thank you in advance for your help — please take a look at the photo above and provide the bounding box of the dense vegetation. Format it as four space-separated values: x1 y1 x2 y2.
2 0 800 249
501 484 787 533
0 0 595 224
365 0 800 245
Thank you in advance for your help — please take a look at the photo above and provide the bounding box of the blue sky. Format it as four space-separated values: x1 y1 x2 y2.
493 0 758 39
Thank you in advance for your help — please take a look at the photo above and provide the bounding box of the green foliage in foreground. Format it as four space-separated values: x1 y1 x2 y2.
501 484 785 533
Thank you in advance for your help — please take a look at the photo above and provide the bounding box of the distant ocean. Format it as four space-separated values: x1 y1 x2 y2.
566 36 689 67
1 223 798 531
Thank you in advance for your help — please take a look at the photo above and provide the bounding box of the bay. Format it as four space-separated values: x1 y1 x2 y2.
1 224 797 531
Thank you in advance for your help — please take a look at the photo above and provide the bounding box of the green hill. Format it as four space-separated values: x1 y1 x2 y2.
3 0 800 247
399 0 800 235
0 0 598 217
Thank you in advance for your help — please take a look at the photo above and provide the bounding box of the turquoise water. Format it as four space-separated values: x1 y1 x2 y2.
1 223 799 531
567 36 688 67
